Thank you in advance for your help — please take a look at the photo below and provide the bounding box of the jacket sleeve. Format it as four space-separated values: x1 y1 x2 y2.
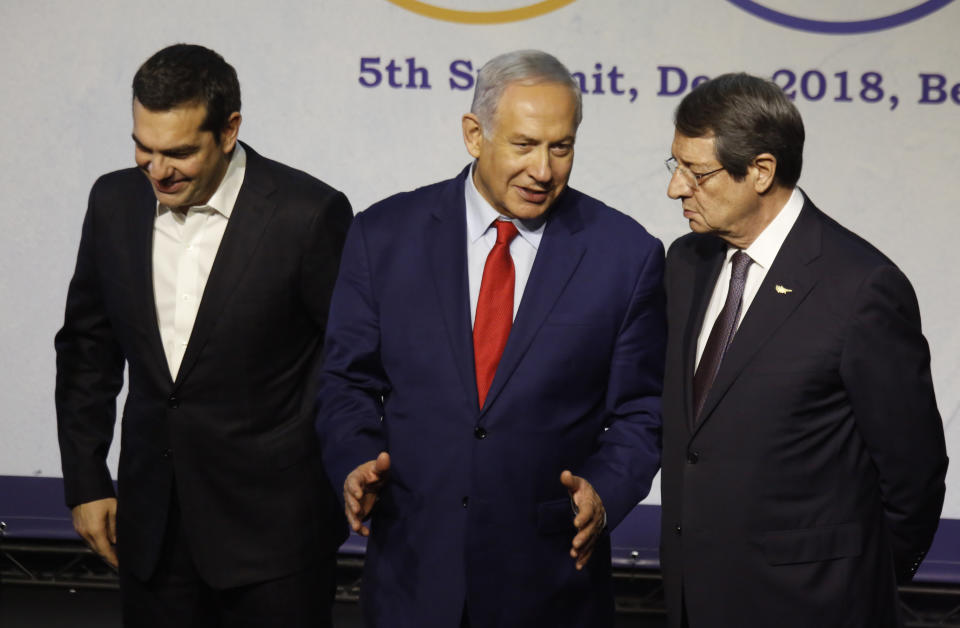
840 263 948 583
577 238 667 529
54 181 125 508
314 211 390 502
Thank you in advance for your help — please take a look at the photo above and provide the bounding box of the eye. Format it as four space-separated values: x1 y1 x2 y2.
551 144 572 156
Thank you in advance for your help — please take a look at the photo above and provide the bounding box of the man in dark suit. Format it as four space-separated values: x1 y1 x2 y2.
55 44 352 627
659 72 948 627
315 50 666 627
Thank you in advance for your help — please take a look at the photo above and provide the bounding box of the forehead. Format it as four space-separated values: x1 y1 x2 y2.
492 82 577 136
671 131 718 166
132 99 210 144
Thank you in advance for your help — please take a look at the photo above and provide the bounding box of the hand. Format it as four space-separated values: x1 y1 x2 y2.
344 451 391 537
560 470 606 570
71 497 118 568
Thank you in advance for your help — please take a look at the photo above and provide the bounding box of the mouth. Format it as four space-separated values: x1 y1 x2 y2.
515 186 551 204
153 178 188 195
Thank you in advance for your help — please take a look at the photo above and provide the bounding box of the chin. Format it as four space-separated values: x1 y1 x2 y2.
513 202 554 220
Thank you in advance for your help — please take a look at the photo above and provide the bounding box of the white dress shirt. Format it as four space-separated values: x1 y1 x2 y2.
152 144 246 379
695 187 804 369
465 164 545 325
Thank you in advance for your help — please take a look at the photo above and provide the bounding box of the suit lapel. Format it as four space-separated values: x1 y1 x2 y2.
174 145 278 386
127 175 173 385
693 202 823 433
426 170 480 411
479 191 585 415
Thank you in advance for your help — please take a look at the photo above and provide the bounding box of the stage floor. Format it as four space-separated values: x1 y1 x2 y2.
0 584 669 628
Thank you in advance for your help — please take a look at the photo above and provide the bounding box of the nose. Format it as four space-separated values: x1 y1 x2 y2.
667 168 691 199
146 155 173 181
528 148 552 185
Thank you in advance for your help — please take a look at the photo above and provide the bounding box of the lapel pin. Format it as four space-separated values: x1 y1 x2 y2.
775 284 793 294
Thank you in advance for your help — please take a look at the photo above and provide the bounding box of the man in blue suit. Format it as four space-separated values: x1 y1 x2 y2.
316 50 666 627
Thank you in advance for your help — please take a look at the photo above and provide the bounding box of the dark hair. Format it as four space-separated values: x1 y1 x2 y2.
675 73 804 188
132 44 241 142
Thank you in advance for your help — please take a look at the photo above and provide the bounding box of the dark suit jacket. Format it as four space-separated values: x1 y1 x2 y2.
55 143 352 588
660 195 948 627
316 166 666 627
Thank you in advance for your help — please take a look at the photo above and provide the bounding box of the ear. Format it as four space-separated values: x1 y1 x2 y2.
462 113 484 159
219 112 242 154
751 153 777 194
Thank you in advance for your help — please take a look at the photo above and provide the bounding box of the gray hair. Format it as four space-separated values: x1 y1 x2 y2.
471 50 582 137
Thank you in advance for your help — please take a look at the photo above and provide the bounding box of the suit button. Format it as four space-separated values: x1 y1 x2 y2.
474 427 487 440
161 449 172 459
686 451 699 464
167 395 179 409
674 524 682 535
462 497 469 508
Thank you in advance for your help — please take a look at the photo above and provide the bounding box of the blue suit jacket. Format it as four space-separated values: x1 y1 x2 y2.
317 167 666 627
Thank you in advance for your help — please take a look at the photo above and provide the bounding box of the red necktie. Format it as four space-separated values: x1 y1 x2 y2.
474 220 520 408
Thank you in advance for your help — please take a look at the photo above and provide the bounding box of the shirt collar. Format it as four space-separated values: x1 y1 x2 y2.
156 143 247 218
464 162 545 248
734 187 804 268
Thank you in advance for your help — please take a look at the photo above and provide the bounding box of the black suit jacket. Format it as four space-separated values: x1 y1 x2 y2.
660 195 947 627
55 143 352 588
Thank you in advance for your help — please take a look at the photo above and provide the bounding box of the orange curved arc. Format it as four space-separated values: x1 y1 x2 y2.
385 0 579 24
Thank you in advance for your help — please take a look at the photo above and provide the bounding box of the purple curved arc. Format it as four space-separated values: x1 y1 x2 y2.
727 0 955 34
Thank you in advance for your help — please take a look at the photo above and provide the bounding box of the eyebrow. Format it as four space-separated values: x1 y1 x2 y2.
508 134 576 144
131 133 201 157
672 154 713 169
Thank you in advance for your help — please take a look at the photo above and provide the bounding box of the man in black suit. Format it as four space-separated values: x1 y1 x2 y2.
55 44 352 627
659 73 948 627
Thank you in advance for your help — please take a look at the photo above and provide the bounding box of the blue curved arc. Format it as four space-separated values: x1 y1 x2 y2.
727 0 955 34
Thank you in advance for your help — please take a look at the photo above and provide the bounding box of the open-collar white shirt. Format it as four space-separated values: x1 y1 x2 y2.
152 143 246 379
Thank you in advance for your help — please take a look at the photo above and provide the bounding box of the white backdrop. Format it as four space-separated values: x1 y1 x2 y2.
1 0 957 518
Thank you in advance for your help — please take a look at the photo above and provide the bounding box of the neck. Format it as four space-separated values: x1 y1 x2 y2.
725 185 792 249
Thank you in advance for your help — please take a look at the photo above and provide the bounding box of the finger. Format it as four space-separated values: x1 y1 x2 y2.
346 464 373 500
353 493 369 519
88 529 113 561
572 529 599 563
365 457 390 489
74 517 103 549
344 502 363 533
559 470 579 492
572 500 595 530
358 494 378 520
102 544 119 569
364 466 384 490
107 508 118 545
344 474 361 500
374 451 391 475
344 491 364 522
571 522 598 551
575 543 596 570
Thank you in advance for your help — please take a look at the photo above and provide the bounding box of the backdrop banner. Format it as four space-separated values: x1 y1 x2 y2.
1 0 957 519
